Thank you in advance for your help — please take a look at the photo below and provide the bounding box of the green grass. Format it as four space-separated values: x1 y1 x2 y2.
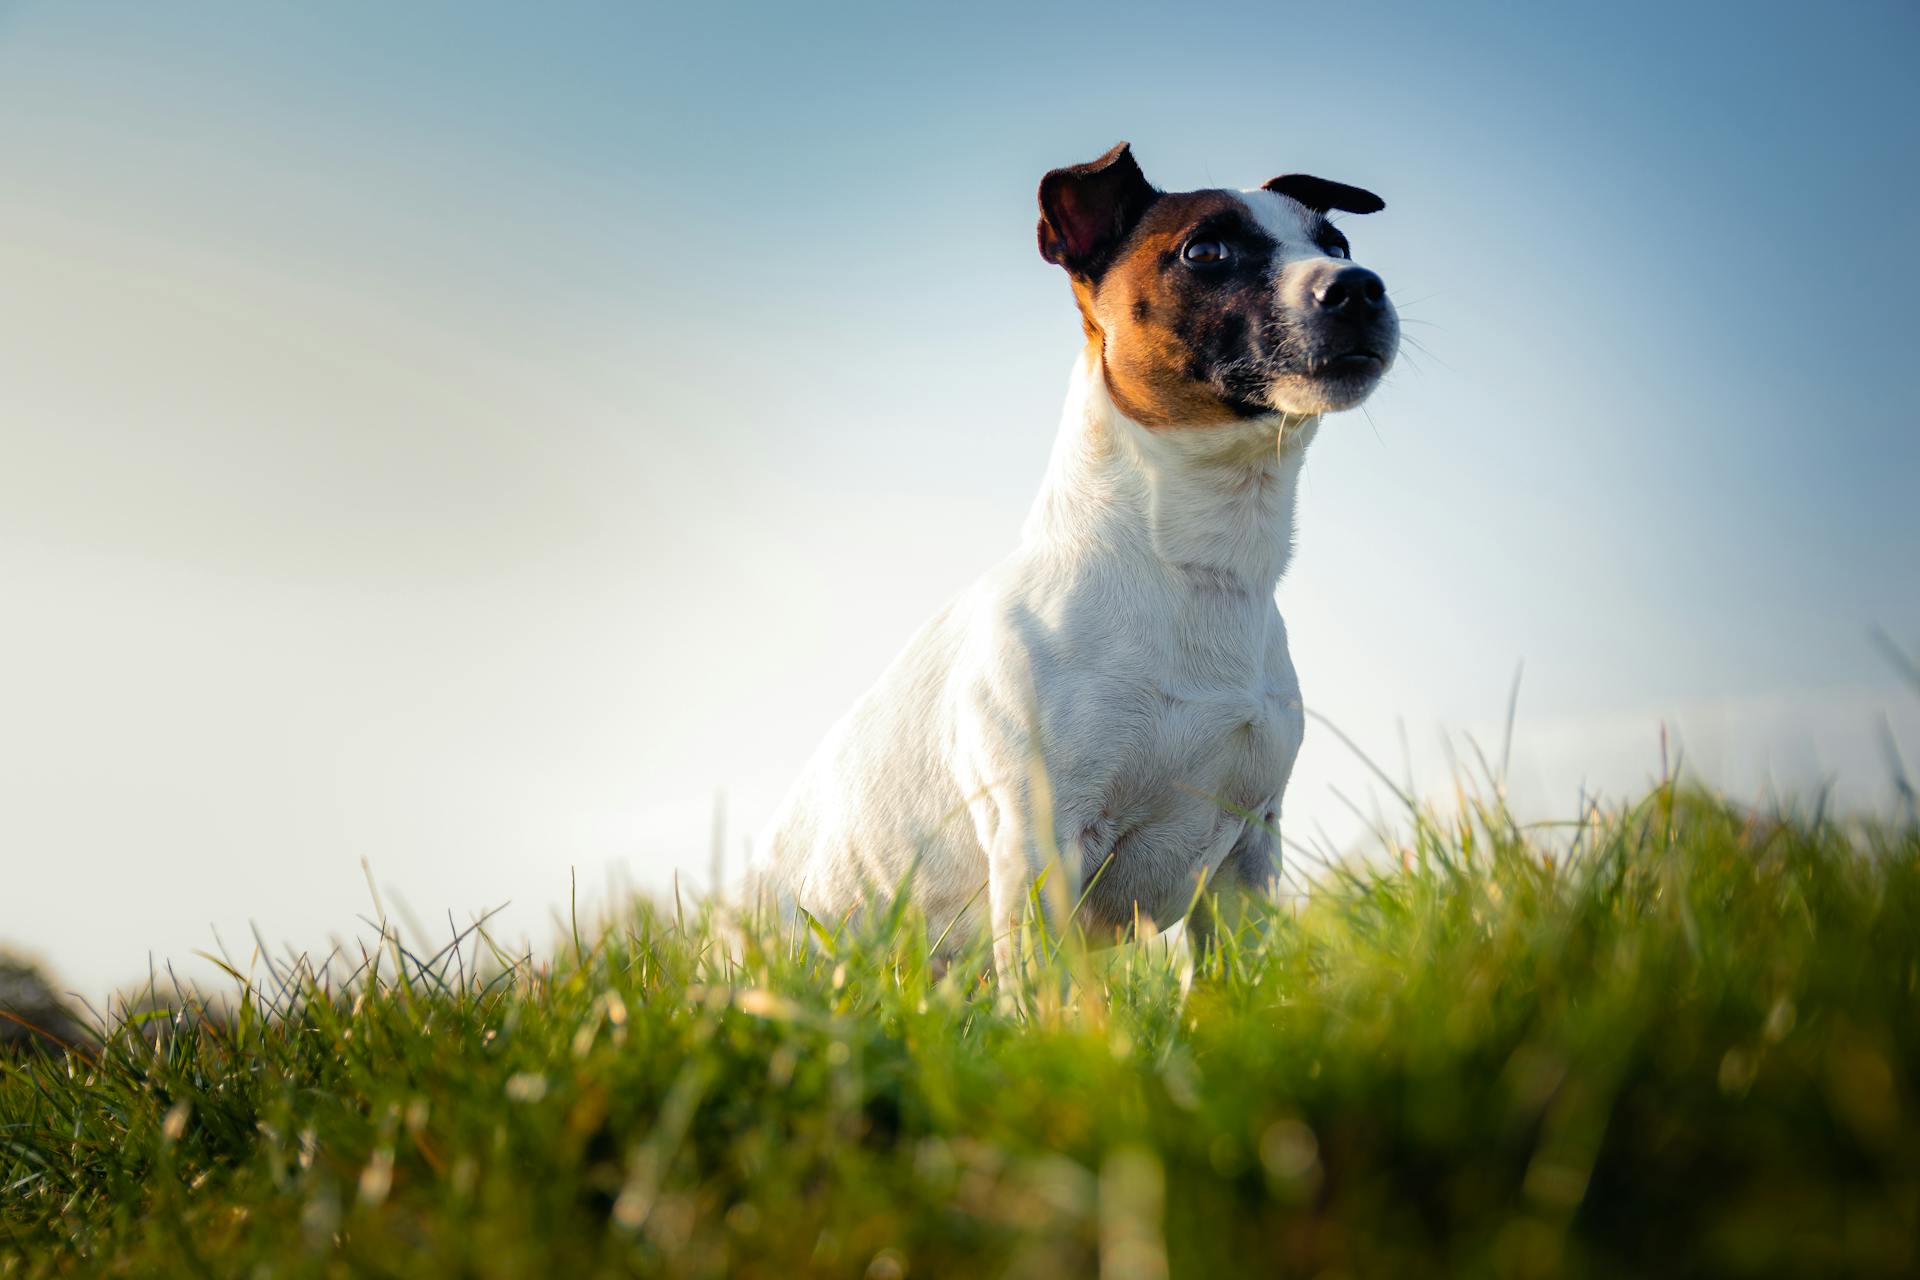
4 781 1917 1278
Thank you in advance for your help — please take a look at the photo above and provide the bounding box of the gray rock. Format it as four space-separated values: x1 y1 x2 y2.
0 952 91 1056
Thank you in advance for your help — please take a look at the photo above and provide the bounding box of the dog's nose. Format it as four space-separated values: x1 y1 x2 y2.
1313 266 1387 314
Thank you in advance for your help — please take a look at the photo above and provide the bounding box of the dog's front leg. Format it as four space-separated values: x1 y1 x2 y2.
965 776 1078 984
981 792 1031 984
1187 805 1285 958
949 617 1105 985
952 727 1093 985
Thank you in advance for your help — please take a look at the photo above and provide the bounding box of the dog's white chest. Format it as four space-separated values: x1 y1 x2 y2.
1050 593 1304 928
1158 673 1302 792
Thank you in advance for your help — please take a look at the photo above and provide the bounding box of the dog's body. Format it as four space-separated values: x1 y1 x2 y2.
755 145 1397 973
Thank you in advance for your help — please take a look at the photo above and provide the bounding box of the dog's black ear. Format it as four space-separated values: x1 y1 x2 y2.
1262 174 1385 215
1038 142 1159 278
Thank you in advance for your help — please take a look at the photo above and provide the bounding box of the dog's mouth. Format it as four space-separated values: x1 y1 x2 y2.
1264 345 1393 415
1312 350 1386 378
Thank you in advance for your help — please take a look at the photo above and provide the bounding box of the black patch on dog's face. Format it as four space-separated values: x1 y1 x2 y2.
1163 207 1284 416
1312 220 1350 259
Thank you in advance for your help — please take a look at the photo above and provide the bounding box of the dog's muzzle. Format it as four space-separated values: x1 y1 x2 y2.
1293 260 1397 374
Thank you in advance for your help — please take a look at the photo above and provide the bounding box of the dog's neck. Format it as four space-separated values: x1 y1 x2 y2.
1022 353 1317 593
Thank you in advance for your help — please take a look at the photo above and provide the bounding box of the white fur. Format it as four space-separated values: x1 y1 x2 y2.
753 190 1369 973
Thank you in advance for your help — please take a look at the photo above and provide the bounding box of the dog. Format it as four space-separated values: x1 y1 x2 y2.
754 143 1397 975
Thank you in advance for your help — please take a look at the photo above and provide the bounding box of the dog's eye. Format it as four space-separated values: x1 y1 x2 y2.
1323 243 1350 260
1182 240 1231 266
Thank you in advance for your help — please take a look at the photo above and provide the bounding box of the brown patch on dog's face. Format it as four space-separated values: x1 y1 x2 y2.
1037 145 1398 427
1087 191 1284 426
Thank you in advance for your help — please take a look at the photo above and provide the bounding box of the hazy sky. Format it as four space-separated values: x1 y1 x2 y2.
4 2 1916 998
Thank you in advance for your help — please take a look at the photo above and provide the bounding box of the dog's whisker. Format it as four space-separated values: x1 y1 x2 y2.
1361 403 1387 447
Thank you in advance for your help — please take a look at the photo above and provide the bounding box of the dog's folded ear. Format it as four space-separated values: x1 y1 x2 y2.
1261 175 1385 215
1038 142 1159 279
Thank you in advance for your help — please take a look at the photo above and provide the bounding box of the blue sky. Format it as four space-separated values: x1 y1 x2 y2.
2 2 1915 996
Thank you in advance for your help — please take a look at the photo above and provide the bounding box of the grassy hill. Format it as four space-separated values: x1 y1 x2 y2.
3 781 1916 1278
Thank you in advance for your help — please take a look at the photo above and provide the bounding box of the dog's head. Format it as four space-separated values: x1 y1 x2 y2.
1038 142 1397 425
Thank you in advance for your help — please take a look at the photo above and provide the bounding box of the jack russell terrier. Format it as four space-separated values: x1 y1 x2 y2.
755 143 1397 975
